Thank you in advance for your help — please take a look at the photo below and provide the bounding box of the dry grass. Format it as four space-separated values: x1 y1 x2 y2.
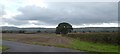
2 33 71 45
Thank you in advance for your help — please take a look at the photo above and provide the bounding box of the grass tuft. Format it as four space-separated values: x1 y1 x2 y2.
0 45 9 51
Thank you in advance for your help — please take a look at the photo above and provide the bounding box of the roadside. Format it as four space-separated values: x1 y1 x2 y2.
2 40 79 52
2 33 119 53
0 45 9 52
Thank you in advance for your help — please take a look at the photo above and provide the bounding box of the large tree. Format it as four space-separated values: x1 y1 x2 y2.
56 22 73 34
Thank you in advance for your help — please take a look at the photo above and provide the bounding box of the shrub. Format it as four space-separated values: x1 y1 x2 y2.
37 30 41 33
18 30 25 33
2 31 7 33
67 32 119 45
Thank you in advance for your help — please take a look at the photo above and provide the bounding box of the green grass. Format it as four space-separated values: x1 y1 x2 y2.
70 39 119 53
0 45 9 51
67 32 118 45
29 38 119 53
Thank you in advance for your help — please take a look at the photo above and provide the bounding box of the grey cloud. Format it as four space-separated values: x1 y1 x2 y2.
118 2 120 24
2 18 29 25
13 2 117 25
0 5 6 17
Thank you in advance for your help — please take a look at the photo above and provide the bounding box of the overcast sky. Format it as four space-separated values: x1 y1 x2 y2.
0 0 119 28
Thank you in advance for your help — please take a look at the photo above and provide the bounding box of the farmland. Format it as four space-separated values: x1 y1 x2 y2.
2 33 119 53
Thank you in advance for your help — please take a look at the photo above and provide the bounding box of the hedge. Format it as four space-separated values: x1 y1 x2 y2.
67 32 119 45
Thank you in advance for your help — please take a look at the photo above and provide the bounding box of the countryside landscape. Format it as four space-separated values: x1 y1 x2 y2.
0 0 120 54
1 26 119 53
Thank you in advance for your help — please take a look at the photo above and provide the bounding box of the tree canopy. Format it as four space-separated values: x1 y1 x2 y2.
56 22 73 34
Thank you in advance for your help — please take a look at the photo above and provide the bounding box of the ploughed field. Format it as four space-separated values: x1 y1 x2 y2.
2 33 119 53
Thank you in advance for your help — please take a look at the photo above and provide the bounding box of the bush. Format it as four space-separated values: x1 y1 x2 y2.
2 31 7 33
37 30 41 33
67 32 119 45
18 30 25 33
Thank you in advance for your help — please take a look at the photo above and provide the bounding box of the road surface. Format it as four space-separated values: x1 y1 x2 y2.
2 41 80 52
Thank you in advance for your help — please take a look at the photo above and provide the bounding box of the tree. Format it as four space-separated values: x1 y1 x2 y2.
19 30 25 33
2 30 7 33
37 30 41 33
56 22 73 34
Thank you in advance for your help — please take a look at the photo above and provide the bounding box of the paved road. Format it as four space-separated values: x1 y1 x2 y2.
2 41 80 52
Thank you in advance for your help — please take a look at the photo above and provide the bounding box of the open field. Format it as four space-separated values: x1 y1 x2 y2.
2 33 119 53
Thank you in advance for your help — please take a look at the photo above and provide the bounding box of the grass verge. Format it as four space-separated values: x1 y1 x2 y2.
0 45 9 51
27 38 119 53
70 39 119 52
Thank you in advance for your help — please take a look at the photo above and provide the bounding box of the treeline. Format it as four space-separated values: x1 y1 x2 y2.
72 30 117 33
2 30 26 33
67 32 119 45
1 30 118 34
1 30 54 33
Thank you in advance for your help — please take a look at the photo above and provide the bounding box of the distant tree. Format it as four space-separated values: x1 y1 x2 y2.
44 31 48 33
2 30 7 33
19 30 25 33
88 31 91 33
82 31 85 33
9 30 13 33
56 22 73 34
37 30 41 33
112 31 115 32
106 31 109 32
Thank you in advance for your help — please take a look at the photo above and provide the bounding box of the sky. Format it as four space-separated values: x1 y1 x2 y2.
0 0 119 28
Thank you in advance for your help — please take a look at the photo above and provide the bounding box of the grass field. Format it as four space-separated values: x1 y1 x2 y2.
2 33 119 53
71 39 118 52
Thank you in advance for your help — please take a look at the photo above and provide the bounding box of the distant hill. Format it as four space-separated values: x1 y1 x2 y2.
0 26 18 30
0 26 119 33
1 26 18 28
